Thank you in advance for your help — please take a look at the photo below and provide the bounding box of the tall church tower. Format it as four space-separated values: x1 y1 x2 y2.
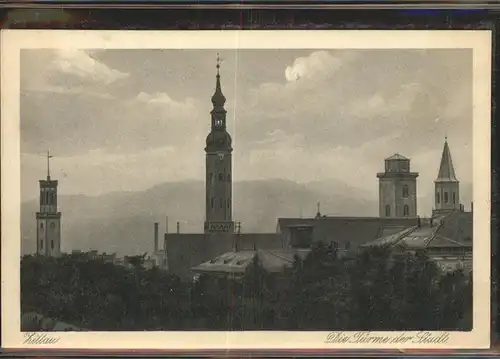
434 137 460 214
377 153 419 218
204 54 234 234
36 152 62 256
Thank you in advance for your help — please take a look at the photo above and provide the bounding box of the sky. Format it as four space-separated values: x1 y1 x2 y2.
20 48 473 203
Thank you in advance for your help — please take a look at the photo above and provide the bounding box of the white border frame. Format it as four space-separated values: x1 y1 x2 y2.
1 29 492 350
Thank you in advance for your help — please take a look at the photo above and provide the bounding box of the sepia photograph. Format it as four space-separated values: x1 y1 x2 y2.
1 30 491 350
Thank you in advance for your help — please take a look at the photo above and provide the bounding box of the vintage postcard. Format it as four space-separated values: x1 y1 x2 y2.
1 29 492 350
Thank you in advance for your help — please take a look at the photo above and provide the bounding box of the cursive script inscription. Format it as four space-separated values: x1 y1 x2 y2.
23 332 60 345
325 331 450 345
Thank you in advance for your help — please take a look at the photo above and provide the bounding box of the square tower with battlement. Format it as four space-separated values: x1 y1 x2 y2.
377 153 419 218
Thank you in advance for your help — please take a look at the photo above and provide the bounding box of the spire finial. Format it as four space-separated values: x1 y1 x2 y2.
46 150 53 180
216 52 220 75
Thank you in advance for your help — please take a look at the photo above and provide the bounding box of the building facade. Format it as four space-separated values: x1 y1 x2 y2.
36 152 62 257
377 153 419 218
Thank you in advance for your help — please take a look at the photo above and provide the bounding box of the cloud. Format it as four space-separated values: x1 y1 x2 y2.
20 49 473 208
53 49 129 85
284 51 345 82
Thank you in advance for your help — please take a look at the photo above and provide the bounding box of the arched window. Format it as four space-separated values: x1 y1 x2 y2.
385 205 391 217
403 205 409 217
218 173 223 181
40 240 43 250
45 191 49 205
40 222 44 229
444 192 449 203
452 192 456 204
51 240 54 249
436 192 440 204
402 185 409 198
50 222 55 229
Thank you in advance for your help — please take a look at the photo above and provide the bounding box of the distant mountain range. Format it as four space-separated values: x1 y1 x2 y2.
21 179 472 256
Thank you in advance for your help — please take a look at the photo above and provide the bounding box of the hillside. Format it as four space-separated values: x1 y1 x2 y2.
21 179 472 256
22 179 378 256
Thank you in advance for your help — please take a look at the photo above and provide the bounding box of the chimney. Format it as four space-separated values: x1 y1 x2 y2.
177 221 180 234
154 222 159 253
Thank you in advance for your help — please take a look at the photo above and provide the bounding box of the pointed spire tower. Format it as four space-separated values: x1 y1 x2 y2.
434 137 460 214
204 53 234 234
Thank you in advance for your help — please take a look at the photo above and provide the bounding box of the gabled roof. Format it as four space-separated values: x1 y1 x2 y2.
165 232 284 280
385 153 409 161
362 211 472 250
192 249 310 274
436 139 458 182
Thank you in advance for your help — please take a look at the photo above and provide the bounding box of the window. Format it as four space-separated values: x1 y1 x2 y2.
444 192 449 203
218 173 223 181
220 198 223 208
452 192 456 204
211 198 214 208
50 222 56 229
40 222 44 229
436 192 440 204
385 205 391 217
227 200 230 209
51 240 54 249
333 241 339 249
402 185 409 198
403 205 410 217
227 174 231 182
45 192 49 204
40 240 43 249
345 241 351 250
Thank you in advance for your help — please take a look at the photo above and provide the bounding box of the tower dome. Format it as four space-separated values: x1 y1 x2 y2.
205 130 232 152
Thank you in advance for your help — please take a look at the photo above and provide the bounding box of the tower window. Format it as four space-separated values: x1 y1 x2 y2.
45 192 49 205
444 192 449 203
345 241 351 250
402 185 409 198
50 222 55 229
51 240 54 249
218 173 223 181
403 205 409 217
40 240 43 249
385 205 391 217
453 192 456 204
40 222 44 229
227 200 230 209
436 192 440 204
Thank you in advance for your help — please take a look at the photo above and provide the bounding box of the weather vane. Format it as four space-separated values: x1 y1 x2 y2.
46 150 53 179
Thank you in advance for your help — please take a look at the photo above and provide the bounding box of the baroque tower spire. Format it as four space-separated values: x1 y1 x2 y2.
204 53 234 234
